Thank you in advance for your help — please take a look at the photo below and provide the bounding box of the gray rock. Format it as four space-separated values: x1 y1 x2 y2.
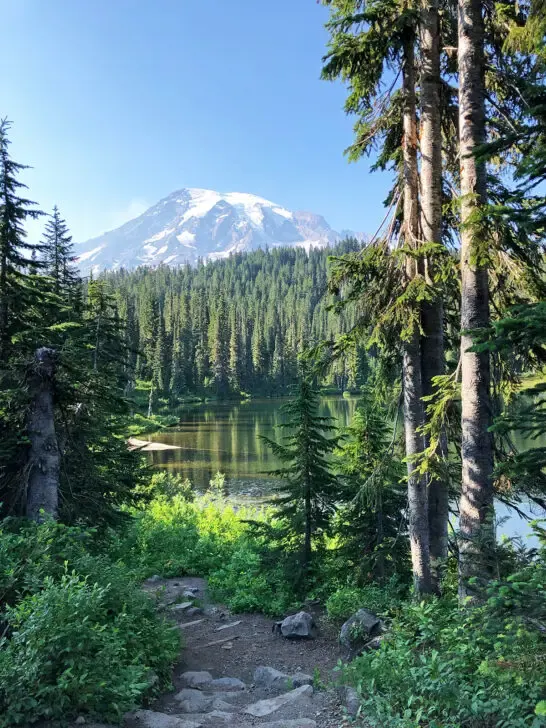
244 685 313 717
171 601 194 611
254 666 291 690
123 710 202 728
180 671 213 689
260 722 316 728
344 687 360 717
203 711 235 723
339 608 382 658
291 672 313 687
211 698 237 712
174 689 213 713
209 677 246 691
183 588 199 598
186 607 203 617
364 635 384 651
279 611 317 640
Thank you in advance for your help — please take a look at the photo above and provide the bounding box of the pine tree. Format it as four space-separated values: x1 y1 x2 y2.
228 304 243 393
335 386 407 582
261 372 339 587
0 119 43 361
41 205 78 297
209 295 229 397
419 0 449 591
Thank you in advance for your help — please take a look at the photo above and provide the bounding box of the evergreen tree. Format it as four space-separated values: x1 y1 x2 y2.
41 205 78 297
334 386 407 582
209 294 229 397
457 0 495 600
228 304 243 393
261 373 339 587
0 119 43 361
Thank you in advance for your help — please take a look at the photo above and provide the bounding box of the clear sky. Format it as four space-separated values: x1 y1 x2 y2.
2 0 391 243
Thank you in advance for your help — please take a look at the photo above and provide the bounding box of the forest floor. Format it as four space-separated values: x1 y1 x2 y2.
55 576 355 728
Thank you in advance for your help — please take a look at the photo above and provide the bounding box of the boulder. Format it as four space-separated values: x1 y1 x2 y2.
291 672 313 687
123 711 202 728
209 677 246 691
344 687 360 717
278 611 317 640
174 689 213 713
180 671 213 689
260 722 316 728
203 711 235 723
171 602 193 611
244 685 313 717
254 666 291 690
186 607 203 617
339 608 383 659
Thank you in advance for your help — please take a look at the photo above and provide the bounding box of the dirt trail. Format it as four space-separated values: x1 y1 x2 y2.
145 576 348 728
59 576 353 728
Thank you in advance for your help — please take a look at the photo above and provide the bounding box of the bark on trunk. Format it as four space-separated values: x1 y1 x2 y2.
402 31 433 596
419 0 449 593
26 347 60 522
457 0 494 600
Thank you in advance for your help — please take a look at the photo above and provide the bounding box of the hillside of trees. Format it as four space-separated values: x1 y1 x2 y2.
105 243 366 403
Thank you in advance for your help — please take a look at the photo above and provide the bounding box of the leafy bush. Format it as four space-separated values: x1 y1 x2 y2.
118 491 296 615
326 577 405 622
208 543 294 614
0 520 179 726
146 471 195 501
344 575 546 728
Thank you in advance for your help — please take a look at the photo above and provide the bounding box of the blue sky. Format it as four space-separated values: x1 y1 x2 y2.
2 0 391 243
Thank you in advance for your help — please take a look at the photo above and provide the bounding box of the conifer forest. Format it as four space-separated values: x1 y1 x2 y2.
0 2 545 727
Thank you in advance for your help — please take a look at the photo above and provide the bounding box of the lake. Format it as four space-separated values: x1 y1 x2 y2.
148 396 358 496
149 395 544 543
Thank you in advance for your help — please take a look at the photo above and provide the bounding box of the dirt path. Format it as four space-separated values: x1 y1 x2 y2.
58 576 354 728
141 576 350 728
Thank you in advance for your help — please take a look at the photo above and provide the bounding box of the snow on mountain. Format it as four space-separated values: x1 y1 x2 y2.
76 188 360 273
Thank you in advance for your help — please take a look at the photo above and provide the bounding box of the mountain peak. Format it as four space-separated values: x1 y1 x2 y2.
76 187 356 272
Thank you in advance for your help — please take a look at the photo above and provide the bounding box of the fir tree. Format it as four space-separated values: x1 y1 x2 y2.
41 206 78 297
0 119 43 361
261 372 339 587
335 386 407 582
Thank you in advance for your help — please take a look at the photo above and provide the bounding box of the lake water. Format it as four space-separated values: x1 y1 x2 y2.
148 396 358 496
149 396 544 544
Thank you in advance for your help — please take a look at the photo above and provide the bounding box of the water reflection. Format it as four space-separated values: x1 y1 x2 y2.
149 396 357 494
149 395 545 540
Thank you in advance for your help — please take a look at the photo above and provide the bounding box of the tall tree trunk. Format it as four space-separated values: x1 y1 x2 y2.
402 31 433 596
457 0 494 600
26 347 60 522
419 0 449 593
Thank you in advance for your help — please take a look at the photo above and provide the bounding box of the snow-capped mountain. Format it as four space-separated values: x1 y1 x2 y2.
76 188 357 273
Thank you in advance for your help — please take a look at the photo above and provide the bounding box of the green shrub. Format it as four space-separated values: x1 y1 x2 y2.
344 584 546 728
208 543 294 615
326 578 405 622
118 491 295 615
0 521 179 726
146 471 195 501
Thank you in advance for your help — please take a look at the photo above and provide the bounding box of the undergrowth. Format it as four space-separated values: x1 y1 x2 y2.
2 475 545 728
0 519 179 727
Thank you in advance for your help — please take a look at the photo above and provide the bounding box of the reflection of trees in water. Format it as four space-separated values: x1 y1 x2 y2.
149 396 358 491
